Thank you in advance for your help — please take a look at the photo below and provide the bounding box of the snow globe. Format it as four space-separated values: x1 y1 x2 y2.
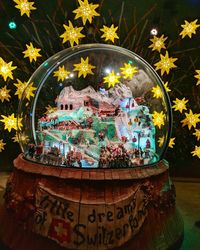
18 44 172 168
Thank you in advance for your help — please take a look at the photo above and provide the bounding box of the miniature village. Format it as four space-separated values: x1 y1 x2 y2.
26 83 156 168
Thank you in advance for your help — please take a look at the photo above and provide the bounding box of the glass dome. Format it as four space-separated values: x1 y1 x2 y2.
18 44 172 168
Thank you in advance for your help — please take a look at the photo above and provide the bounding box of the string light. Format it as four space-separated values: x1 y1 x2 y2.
150 28 158 36
8 21 17 29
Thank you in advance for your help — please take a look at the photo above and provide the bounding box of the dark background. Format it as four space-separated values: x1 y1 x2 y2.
0 0 199 176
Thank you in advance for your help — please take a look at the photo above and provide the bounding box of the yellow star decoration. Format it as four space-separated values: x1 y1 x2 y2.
193 129 200 141
13 0 36 17
0 86 11 102
103 70 120 88
14 79 36 100
120 63 138 79
45 105 58 115
164 82 171 92
0 113 23 132
149 35 168 53
191 146 200 159
152 111 166 129
23 42 42 63
180 19 200 39
12 132 29 144
0 58 17 81
158 136 165 147
181 109 200 130
60 21 85 47
73 57 96 78
73 0 99 25
0 139 6 152
100 24 119 43
154 51 177 75
194 70 200 86
53 66 70 81
172 97 188 113
151 85 163 99
169 137 175 148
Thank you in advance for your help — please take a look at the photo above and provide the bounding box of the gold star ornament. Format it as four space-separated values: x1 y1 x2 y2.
154 51 177 75
180 19 200 39
163 82 171 92
158 136 165 147
194 70 200 86
0 113 23 132
193 129 200 141
13 0 36 17
120 63 138 79
0 139 6 152
0 86 11 102
60 21 85 47
100 24 119 43
0 58 17 81
23 42 42 63
191 146 200 159
14 79 36 100
45 105 58 115
181 109 200 130
73 57 95 78
172 97 188 113
53 66 70 81
149 35 168 53
103 70 120 88
152 111 166 129
151 85 163 99
12 132 29 144
73 0 99 25
169 137 175 148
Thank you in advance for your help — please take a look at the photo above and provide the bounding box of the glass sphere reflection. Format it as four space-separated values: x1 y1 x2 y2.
18 44 172 168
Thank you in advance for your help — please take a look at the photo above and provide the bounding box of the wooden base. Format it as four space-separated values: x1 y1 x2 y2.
0 155 184 250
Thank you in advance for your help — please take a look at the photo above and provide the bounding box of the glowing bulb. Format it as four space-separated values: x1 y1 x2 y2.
69 73 74 78
8 21 17 29
105 68 111 74
150 28 158 36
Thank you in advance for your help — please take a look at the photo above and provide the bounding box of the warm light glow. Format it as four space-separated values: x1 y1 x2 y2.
181 109 200 130
73 57 96 78
53 66 70 81
23 42 42 63
60 21 85 47
13 0 36 17
73 0 99 25
180 19 200 39
100 24 119 43
154 51 177 75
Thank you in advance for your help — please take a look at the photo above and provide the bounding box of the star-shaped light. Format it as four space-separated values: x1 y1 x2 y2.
152 111 166 129
73 0 100 25
164 82 171 92
158 136 165 147
154 51 177 75
14 79 36 100
0 86 11 102
191 146 200 159
0 139 6 152
149 35 168 52
120 63 138 79
172 98 188 113
151 85 163 99
100 24 119 43
53 66 70 81
60 21 85 47
193 129 200 141
103 70 120 88
0 113 23 132
73 57 95 78
12 132 29 144
13 0 36 17
23 42 42 63
0 58 17 81
169 137 175 148
45 105 58 115
180 19 200 39
194 70 200 86
181 109 200 130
